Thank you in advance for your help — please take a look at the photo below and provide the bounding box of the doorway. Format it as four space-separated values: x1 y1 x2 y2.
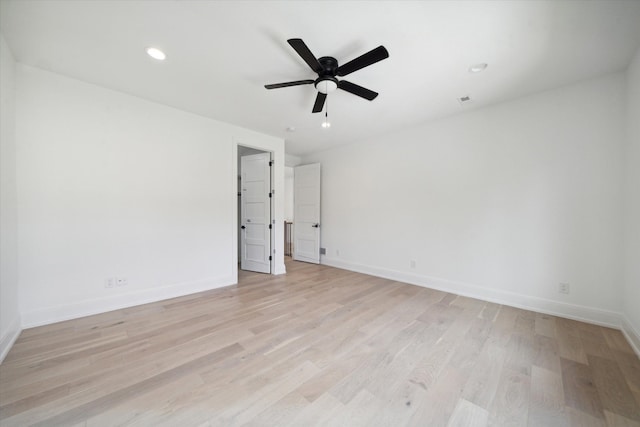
238 145 272 274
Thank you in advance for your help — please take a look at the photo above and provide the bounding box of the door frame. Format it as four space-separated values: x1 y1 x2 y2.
232 138 285 282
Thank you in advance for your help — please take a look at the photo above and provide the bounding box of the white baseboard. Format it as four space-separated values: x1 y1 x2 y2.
21 275 235 329
321 257 622 329
0 316 22 364
274 263 287 275
621 316 640 358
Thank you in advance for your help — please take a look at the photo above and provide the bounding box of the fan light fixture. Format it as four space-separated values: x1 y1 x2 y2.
315 78 338 94
146 47 166 61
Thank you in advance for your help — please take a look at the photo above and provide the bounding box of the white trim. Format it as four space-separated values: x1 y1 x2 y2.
21 275 234 328
273 264 287 275
321 256 623 329
0 316 22 364
621 316 640 358
232 142 239 286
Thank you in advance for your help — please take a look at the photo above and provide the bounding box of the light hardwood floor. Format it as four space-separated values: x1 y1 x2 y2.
1 259 639 426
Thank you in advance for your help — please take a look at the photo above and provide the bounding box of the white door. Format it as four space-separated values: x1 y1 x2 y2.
294 163 321 264
240 153 271 273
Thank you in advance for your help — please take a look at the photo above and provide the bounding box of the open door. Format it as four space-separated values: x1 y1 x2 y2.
240 152 271 273
294 163 321 264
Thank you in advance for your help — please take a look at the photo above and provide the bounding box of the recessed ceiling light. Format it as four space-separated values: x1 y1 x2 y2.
286 127 296 132
468 63 488 73
146 47 166 61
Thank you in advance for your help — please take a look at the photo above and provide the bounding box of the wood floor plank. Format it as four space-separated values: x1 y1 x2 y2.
588 355 640 422
242 390 309 427
488 368 531 426
489 305 519 347
408 365 468 427
602 328 636 355
514 311 536 337
446 398 489 427
217 360 320 426
528 365 569 427
283 392 343 426
532 334 562 374
581 328 616 361
84 373 205 427
32 343 243 427
567 406 607 427
604 410 640 427
478 302 500 322
561 357 605 420
370 379 425 426
334 389 381 427
461 341 506 410
1 259 638 426
614 350 640 394
504 332 535 376
295 353 367 403
556 319 589 364
535 314 557 339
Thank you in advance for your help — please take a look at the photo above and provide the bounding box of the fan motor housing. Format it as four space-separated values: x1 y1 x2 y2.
315 56 339 94
318 56 339 76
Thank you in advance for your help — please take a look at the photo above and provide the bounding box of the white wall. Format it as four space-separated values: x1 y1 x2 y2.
304 73 626 326
623 47 640 352
285 167 294 221
0 35 21 362
285 154 302 167
16 65 285 327
284 154 301 222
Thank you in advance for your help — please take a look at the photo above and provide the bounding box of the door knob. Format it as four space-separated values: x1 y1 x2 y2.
312 223 319 228
241 225 246 229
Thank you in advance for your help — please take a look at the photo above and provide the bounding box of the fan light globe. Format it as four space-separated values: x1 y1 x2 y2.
316 80 338 94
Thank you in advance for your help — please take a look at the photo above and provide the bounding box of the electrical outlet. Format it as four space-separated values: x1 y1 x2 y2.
410 259 416 269
336 249 340 256
105 278 116 288
116 277 128 287
558 282 570 294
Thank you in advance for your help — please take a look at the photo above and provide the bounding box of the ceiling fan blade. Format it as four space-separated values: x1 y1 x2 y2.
312 92 327 113
338 80 379 101
288 38 323 74
336 46 389 77
264 80 314 89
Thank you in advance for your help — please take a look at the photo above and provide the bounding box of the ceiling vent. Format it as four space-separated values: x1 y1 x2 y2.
457 95 472 105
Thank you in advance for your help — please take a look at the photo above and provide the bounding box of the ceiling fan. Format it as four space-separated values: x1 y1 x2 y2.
265 38 389 113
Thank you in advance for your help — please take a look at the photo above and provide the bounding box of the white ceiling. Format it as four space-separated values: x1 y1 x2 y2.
2 0 640 156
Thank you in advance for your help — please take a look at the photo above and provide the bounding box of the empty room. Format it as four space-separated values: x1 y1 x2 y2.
1 1 639 426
